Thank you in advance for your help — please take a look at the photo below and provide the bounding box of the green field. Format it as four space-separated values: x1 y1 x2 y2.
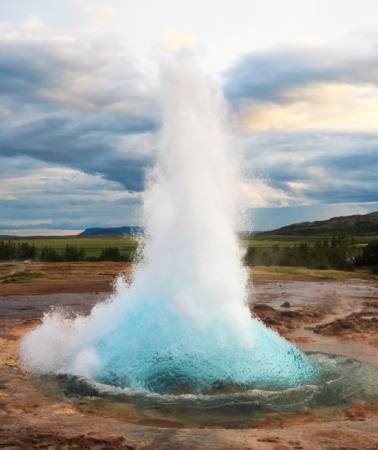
1 233 377 266
2 235 138 258
3 233 378 253
242 234 378 248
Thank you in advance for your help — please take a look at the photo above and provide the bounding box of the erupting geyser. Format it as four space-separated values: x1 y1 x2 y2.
21 58 318 395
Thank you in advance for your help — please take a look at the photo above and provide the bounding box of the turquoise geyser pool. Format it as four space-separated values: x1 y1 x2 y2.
37 352 378 428
93 300 319 394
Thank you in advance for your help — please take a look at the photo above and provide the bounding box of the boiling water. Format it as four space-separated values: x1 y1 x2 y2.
36 352 378 427
21 58 318 395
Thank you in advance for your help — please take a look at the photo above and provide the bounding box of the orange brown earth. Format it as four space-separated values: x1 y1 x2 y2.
1 261 378 449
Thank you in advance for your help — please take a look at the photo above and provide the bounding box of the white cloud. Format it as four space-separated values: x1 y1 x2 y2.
239 82 378 132
0 163 143 230
162 29 198 52
240 178 308 208
0 7 378 230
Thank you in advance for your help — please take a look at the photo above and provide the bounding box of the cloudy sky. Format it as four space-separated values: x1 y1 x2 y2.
1 0 378 234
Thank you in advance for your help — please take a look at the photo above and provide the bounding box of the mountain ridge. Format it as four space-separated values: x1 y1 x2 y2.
260 211 378 236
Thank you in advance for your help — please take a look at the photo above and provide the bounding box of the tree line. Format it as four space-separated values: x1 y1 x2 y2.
244 234 378 272
1 236 378 272
0 241 135 262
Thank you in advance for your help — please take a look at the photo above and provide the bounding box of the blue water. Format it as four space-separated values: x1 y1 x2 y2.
93 300 319 394
41 351 378 428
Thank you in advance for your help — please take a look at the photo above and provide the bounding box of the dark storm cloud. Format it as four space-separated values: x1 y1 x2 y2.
0 114 155 190
306 148 378 202
224 43 378 102
0 41 63 98
0 34 159 191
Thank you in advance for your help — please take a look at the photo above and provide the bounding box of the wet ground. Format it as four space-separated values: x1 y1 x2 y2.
252 280 378 365
1 263 378 449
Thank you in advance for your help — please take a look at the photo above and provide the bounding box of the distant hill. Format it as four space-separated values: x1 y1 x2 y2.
80 226 143 236
261 211 378 236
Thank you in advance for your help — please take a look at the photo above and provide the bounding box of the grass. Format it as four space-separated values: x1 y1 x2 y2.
0 270 43 284
4 233 378 253
2 234 378 274
251 265 378 281
241 238 301 248
2 235 138 258
243 234 378 248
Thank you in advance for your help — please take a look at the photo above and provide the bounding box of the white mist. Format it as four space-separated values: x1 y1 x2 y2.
21 57 318 393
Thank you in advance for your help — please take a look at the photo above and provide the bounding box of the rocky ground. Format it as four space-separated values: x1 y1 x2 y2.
0 262 378 449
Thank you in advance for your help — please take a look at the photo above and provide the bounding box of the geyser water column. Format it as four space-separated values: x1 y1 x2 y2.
21 57 318 394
